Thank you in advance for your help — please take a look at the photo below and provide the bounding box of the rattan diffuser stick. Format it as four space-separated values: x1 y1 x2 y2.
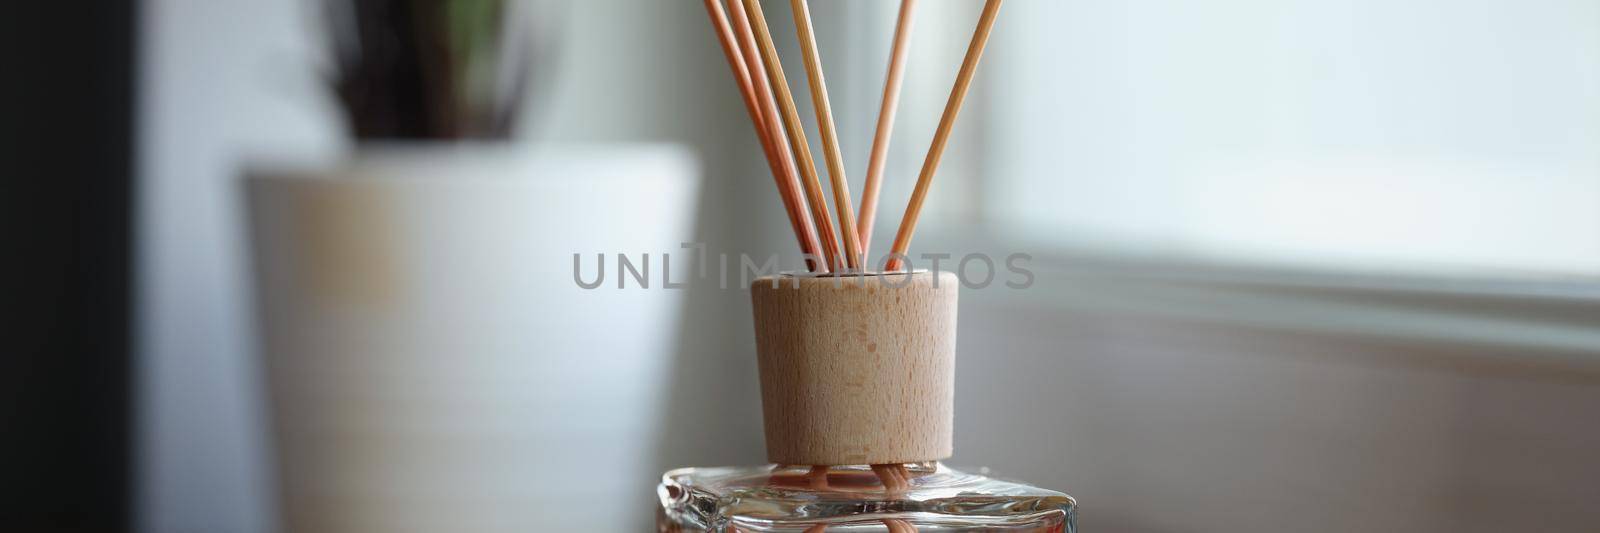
790 0 863 271
743 0 845 272
725 0 828 273
702 0 827 272
858 0 918 263
886 0 1004 271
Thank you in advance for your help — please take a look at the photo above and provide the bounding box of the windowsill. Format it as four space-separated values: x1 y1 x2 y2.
910 225 1600 359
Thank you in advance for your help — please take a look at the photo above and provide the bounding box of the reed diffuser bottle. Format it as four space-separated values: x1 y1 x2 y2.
668 1 1068 527
657 272 1077 532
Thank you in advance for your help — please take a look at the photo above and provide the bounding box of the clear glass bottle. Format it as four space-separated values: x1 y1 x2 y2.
663 273 1077 532
657 462 1077 532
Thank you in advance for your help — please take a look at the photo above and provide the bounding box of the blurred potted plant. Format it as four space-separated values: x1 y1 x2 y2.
328 0 530 139
247 2 699 531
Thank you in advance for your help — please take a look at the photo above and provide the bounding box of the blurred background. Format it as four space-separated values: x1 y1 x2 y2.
7 0 1600 532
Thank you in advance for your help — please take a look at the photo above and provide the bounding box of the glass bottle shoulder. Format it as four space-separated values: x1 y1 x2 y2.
658 463 1076 532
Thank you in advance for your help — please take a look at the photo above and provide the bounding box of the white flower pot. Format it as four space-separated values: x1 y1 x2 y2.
246 144 699 532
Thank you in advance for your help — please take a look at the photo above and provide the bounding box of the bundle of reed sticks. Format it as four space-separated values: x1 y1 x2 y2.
703 0 1004 274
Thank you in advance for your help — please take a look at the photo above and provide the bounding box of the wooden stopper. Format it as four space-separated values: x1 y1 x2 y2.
750 271 957 465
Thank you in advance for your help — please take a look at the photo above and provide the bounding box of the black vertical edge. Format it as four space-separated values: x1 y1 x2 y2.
0 0 136 531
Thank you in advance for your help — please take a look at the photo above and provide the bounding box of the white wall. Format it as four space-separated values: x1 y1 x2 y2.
137 1 338 530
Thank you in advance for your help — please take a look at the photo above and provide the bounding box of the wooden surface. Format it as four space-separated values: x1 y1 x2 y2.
750 272 959 465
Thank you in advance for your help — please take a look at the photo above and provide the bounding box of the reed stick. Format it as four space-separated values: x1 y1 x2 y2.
795 465 916 532
857 0 918 265
884 517 917 532
743 0 844 272
702 0 827 272
800 465 830 532
886 0 1003 272
872 463 917 532
726 0 827 272
789 0 862 271
701 0 760 132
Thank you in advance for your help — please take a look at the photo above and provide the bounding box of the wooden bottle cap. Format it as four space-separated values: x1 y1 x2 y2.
750 271 958 465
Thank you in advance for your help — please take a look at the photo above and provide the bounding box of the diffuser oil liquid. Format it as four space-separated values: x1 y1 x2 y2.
657 462 1076 532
